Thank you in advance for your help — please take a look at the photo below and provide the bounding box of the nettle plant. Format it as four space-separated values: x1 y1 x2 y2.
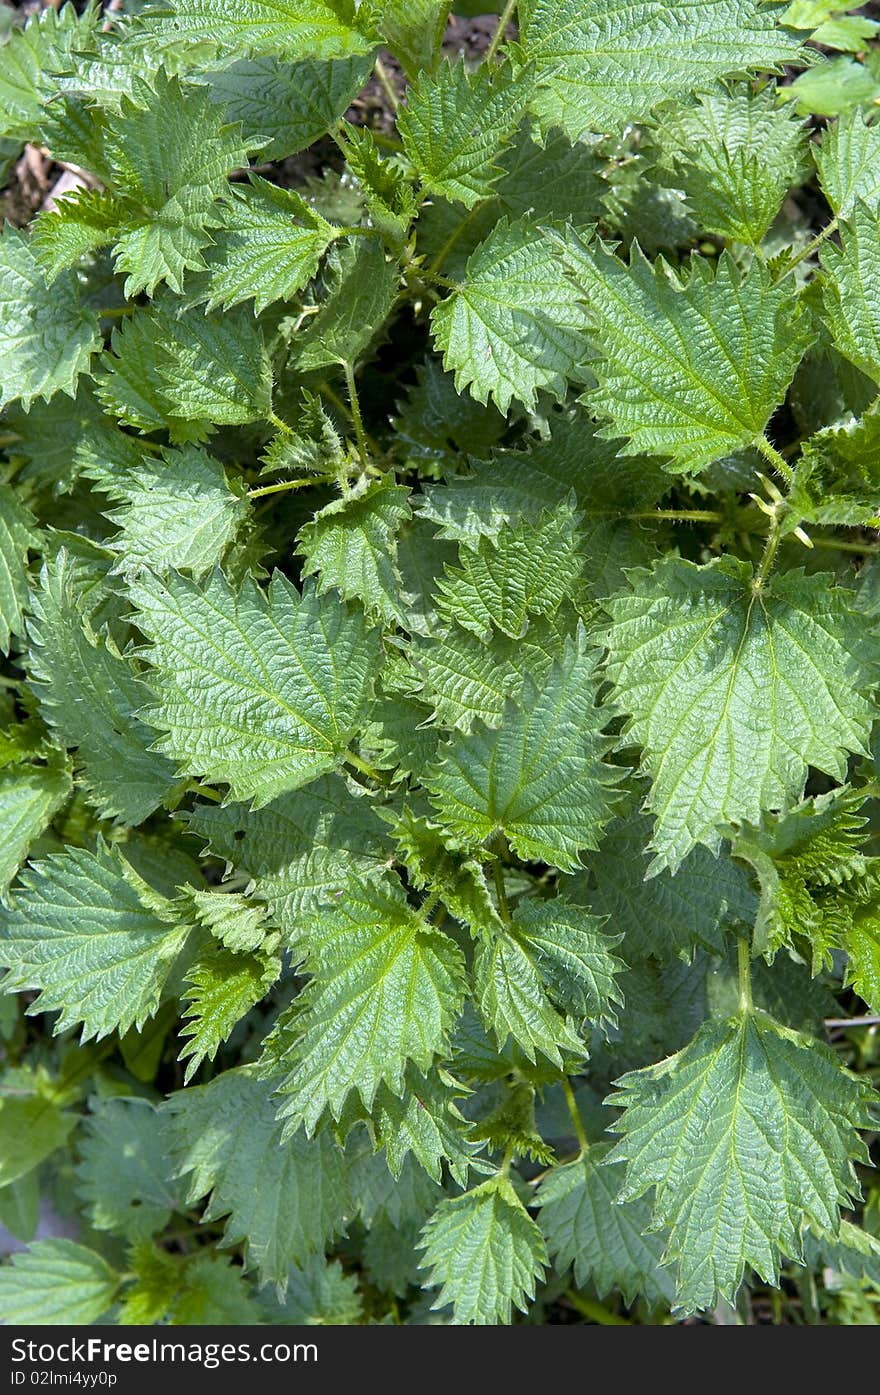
3 0 880 1329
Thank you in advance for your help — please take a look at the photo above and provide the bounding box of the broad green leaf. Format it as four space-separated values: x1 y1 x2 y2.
92 444 249 579
0 763 72 903
399 61 526 208
511 896 625 1027
0 3 97 143
163 1066 349 1286
98 296 272 431
197 176 339 313
131 569 382 806
648 86 809 246
27 550 175 825
494 124 607 226
571 807 757 961
558 233 812 474
0 840 193 1041
76 1097 183 1241
340 125 418 245
186 776 390 935
516 0 804 139
290 236 399 370
32 188 120 282
609 1012 875 1312
821 202 880 387
427 629 618 870
788 411 880 531
262 1256 363 1324
815 109 880 219
297 475 413 624
342 1066 479 1186
181 886 272 953
0 226 101 411
0 1240 119 1326
782 55 880 118
536 1145 676 1307
379 0 450 78
273 874 466 1130
136 0 375 63
431 216 590 413
474 930 586 1066
434 505 582 640
0 1085 76 1188
179 942 281 1081
602 556 877 872
419 1174 548 1324
204 54 372 160
167 1252 261 1324
0 483 39 653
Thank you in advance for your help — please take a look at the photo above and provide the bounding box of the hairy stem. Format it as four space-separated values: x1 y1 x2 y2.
485 0 517 64
374 57 400 111
562 1076 589 1155
247 475 331 500
343 360 370 472
754 435 794 486
778 216 839 281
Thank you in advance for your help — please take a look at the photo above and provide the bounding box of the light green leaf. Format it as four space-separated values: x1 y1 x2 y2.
273 874 466 1130
511 896 625 1028
297 475 413 624
204 54 372 160
609 1011 875 1312
815 108 880 219
0 226 101 411
419 1174 548 1324
179 943 281 1081
431 216 589 413
536 1144 676 1307
27 550 175 825
427 629 618 870
290 236 399 370
0 763 72 903
399 60 526 208
93 444 249 579
558 233 812 474
821 202 880 386
602 555 876 872
0 840 193 1041
0 1085 76 1189
136 0 375 63
474 927 585 1066
516 0 805 139
0 483 39 653
379 0 450 78
163 1066 349 1286
0 1240 119 1326
0 3 97 143
197 176 339 313
132 569 382 806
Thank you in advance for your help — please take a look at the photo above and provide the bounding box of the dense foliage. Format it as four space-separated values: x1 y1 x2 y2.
2 0 880 1327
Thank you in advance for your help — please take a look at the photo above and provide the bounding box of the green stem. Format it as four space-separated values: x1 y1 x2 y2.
810 534 880 554
247 475 331 499
485 0 517 64
374 57 400 111
565 1291 632 1326
419 890 441 923
187 782 223 803
753 514 783 591
627 508 723 524
754 435 794 486
268 411 293 436
343 360 370 472
490 848 511 924
778 216 839 281
562 1077 589 1155
738 936 753 1014
345 750 385 783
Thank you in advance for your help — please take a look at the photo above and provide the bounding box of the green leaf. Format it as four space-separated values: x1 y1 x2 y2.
648 86 809 246
0 1240 119 1326
137 0 375 63
0 226 101 411
93 444 249 579
536 1145 676 1307
602 555 877 872
787 410 880 531
273 874 466 1130
197 176 339 313
399 60 526 208
516 0 805 139
290 236 399 370
27 549 175 825
0 763 72 904
187 776 389 937
0 840 193 1041
427 629 618 871
32 187 120 282
474 929 585 1066
76 1097 183 1241
0 1084 76 1188
558 234 811 474
431 216 590 413
132 569 382 806
511 896 625 1028
0 3 97 143
378 0 450 78
98 296 273 431
204 54 372 160
163 1065 349 1286
815 109 880 219
0 483 39 654
609 1011 876 1312
434 505 582 640
297 475 413 624
821 202 880 387
343 1066 478 1186
262 1255 363 1324
179 942 281 1081
571 807 758 961
418 1174 548 1324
